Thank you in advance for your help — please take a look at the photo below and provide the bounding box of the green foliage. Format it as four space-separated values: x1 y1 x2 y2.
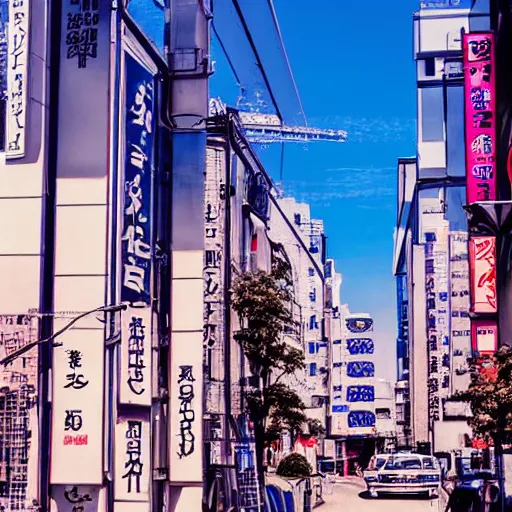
232 265 307 461
232 268 304 383
453 345 512 445
276 453 312 478
306 418 326 438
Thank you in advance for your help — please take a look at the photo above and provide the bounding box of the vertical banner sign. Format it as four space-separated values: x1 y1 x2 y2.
450 233 471 390
51 331 104 484
6 0 30 158
169 333 203 483
121 52 154 307
114 417 150 502
471 319 498 355
120 307 152 406
204 147 225 416
0 315 39 511
463 32 496 203
343 316 376 434
469 236 497 313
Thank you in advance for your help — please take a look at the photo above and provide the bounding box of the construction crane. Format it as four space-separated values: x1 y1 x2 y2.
209 97 347 144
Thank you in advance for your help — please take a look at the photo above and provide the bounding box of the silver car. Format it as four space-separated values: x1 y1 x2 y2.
363 452 441 498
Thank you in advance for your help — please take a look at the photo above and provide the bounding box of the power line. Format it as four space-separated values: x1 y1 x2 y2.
212 22 242 86
265 0 307 127
229 0 283 121
0 303 128 366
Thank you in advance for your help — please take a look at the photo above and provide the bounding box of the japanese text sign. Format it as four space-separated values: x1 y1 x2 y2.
120 306 152 406
50 330 104 484
469 236 497 313
169 332 203 484
463 33 496 203
114 416 150 503
121 52 154 306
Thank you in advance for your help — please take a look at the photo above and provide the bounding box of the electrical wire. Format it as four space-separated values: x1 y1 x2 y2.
212 22 242 87
265 0 308 127
229 0 283 121
0 303 128 366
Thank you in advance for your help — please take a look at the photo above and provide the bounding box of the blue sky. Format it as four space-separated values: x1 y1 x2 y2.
211 0 417 381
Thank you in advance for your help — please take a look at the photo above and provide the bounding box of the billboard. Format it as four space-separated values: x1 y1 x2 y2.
471 319 498 355
119 307 152 406
120 52 155 307
450 233 471 390
114 416 151 503
469 236 497 313
345 317 373 333
204 146 226 419
50 330 105 484
169 332 203 483
463 32 496 203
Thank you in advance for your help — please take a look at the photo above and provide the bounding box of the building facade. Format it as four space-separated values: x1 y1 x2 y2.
394 0 492 453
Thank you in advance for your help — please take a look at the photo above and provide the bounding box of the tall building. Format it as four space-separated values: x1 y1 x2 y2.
0 1 208 510
394 0 491 453
327 302 379 474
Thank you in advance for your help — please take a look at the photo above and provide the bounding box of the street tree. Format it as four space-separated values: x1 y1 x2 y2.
232 262 306 496
453 345 512 446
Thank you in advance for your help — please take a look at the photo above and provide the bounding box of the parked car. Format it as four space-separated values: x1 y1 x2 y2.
363 452 441 498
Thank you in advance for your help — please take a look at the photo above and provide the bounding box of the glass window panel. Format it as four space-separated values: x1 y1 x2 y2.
421 87 445 142
446 85 465 177
445 186 467 230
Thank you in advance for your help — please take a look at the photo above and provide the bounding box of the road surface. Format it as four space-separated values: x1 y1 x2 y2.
320 478 442 512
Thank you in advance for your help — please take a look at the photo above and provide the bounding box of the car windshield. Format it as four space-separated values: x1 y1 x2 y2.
384 456 422 470
367 457 386 470
423 457 437 470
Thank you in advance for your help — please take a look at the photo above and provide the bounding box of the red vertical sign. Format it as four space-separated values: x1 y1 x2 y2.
463 32 496 204
469 236 497 313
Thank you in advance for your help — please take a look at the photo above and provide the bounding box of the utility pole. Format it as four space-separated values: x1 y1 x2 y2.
167 1 211 510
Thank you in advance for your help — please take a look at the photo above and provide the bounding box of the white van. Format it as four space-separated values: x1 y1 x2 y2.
363 452 441 498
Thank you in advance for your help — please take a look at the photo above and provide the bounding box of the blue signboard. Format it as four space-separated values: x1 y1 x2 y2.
347 338 374 355
347 361 375 378
345 318 373 333
121 53 155 305
421 0 472 8
347 386 375 403
126 0 166 56
348 411 376 428
332 405 349 414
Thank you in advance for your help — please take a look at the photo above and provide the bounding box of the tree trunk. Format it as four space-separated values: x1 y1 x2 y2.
254 417 266 511
494 439 506 512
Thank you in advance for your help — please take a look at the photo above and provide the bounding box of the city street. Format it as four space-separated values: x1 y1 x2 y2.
321 479 441 512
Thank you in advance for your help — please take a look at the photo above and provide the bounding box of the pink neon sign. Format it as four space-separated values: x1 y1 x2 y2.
463 32 496 204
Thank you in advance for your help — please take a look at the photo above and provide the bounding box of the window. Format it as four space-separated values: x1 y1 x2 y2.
384 456 422 471
294 213 301 226
309 315 317 330
376 408 391 420
425 57 436 77
309 288 316 302
308 267 315 277
309 363 317 376
308 342 316 354
421 87 444 142
446 85 465 177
